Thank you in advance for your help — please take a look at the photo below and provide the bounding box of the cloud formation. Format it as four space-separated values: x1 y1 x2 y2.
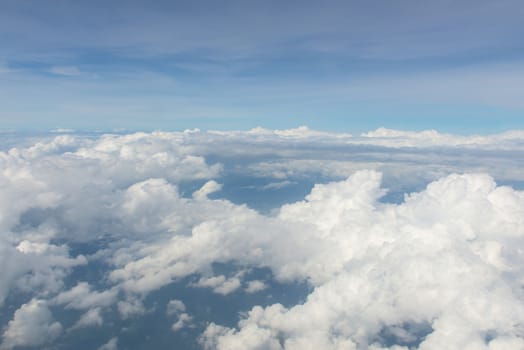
200 171 524 349
1 299 62 349
0 129 523 349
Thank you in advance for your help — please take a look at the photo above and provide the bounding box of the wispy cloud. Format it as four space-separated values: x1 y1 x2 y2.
49 66 82 76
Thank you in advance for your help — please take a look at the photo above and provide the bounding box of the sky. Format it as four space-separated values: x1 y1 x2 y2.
1 0 524 133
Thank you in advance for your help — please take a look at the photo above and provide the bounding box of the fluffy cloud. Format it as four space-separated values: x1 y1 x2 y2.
245 280 268 294
193 275 242 295
1 299 62 349
198 171 524 349
0 131 222 307
166 299 186 316
172 313 193 333
166 300 192 332
0 129 523 349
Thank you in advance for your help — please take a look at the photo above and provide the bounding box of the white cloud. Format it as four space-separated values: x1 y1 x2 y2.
359 127 524 149
193 275 242 295
72 307 104 329
117 297 146 319
245 280 267 294
53 282 117 310
245 125 352 139
261 181 296 191
199 171 524 349
166 299 186 316
172 313 193 332
1 299 62 349
98 337 118 350
166 299 192 332
193 180 223 200
1 130 524 349
50 128 76 133
0 238 86 308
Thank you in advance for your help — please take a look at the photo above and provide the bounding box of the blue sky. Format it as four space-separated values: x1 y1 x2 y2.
1 0 524 133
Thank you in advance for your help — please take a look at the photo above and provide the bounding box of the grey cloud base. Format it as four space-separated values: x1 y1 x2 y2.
1 128 524 349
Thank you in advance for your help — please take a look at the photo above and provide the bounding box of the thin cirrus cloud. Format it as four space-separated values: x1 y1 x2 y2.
0 128 523 349
1 1 524 131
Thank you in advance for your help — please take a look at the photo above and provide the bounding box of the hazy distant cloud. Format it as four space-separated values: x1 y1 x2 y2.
50 128 76 133
0 63 12 74
49 66 82 76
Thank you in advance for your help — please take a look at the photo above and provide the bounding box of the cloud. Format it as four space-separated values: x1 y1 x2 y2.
193 275 242 295
245 280 268 294
261 181 296 191
0 130 523 349
53 282 117 310
199 171 524 349
166 299 193 332
71 307 104 329
117 298 146 319
49 66 82 76
50 128 76 133
98 337 118 350
359 126 524 148
1 299 62 349
166 299 186 316
193 180 223 200
172 313 193 333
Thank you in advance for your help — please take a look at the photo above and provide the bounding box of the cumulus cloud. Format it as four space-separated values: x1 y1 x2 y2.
0 131 222 309
193 275 242 295
166 299 186 316
117 297 147 319
166 300 192 332
71 307 104 329
1 299 62 349
245 280 268 294
0 129 523 349
198 171 524 349
0 240 86 307
172 313 193 332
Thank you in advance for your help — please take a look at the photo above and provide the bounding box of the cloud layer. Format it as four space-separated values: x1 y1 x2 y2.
1 128 523 349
